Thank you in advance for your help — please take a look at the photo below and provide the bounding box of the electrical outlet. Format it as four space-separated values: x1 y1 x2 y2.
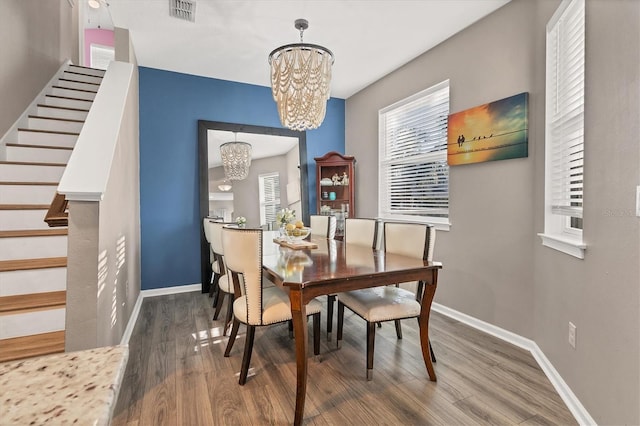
568 322 577 349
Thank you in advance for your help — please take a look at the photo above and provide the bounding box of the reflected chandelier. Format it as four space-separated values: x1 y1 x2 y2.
220 138 252 181
269 19 334 131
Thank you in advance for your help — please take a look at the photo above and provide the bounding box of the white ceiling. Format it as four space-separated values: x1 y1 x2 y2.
207 130 298 168
99 0 510 99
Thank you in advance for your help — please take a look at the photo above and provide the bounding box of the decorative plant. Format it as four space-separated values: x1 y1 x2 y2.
276 208 296 227
235 216 247 227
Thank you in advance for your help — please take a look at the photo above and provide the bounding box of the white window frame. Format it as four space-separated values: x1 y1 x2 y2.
259 172 281 226
539 0 586 259
378 80 450 231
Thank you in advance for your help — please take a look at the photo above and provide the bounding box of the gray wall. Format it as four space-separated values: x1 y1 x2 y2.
208 154 290 226
0 0 78 136
345 0 639 424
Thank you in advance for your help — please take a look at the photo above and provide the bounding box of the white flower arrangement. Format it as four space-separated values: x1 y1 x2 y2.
276 208 296 226
235 216 247 226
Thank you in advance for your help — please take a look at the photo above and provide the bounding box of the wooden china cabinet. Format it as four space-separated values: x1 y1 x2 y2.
314 151 355 238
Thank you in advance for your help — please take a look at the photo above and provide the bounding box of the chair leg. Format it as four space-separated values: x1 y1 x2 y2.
337 302 345 349
366 322 376 381
223 293 234 335
212 289 225 320
224 318 241 357
312 312 320 356
395 319 403 339
429 338 437 363
326 294 336 341
288 319 294 338
239 325 256 385
210 273 220 304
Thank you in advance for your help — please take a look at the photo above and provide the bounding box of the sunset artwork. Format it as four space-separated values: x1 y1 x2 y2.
447 92 528 166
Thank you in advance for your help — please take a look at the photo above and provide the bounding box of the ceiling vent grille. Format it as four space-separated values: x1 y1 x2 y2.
169 0 195 22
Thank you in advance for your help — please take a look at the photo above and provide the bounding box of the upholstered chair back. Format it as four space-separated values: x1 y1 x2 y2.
310 215 337 239
221 227 264 326
344 218 378 249
383 222 435 261
210 222 228 256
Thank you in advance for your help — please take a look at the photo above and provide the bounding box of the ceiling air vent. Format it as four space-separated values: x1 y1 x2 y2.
169 0 195 22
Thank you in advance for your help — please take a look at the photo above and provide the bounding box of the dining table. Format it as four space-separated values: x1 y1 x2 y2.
262 234 443 426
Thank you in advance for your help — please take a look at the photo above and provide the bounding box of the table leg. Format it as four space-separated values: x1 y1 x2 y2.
418 269 438 382
289 288 308 426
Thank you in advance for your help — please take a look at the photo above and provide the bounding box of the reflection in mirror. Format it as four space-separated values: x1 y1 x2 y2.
198 121 308 293
207 131 300 226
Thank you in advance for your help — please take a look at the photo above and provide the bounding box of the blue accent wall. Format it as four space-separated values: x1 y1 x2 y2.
139 67 345 290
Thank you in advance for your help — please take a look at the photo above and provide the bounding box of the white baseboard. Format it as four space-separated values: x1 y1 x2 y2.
119 283 202 345
431 302 596 426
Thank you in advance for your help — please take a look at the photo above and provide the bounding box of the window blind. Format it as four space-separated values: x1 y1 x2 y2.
259 173 281 225
379 80 449 221
547 0 585 219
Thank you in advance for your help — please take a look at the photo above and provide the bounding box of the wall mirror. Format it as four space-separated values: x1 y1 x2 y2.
198 120 308 291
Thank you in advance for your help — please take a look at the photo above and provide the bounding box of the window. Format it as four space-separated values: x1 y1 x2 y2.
259 172 281 226
540 0 586 258
378 80 450 229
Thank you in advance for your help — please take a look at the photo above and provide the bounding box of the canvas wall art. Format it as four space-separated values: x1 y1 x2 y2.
447 92 528 166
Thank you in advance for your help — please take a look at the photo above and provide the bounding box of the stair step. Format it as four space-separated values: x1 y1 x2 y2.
0 291 66 314
62 71 103 85
0 203 50 210
0 182 58 204
0 162 66 181
36 104 89 121
17 128 78 147
0 330 65 362
56 78 101 91
68 64 106 77
0 234 67 260
44 94 93 110
0 229 67 238
0 267 66 297
28 115 85 133
50 86 97 101
0 209 51 231
6 143 73 164
0 257 67 272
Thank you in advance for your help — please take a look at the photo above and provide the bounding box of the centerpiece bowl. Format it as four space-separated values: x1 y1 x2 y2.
285 226 311 242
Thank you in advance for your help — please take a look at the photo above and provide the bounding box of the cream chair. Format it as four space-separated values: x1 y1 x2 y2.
310 214 337 239
325 218 379 341
203 218 221 299
210 222 234 334
222 227 323 385
336 222 436 381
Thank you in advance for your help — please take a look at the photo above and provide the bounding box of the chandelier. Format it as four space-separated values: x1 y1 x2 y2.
269 19 334 131
218 180 232 192
220 139 252 180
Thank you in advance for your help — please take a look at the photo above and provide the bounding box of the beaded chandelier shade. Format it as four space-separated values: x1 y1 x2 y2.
269 19 334 132
220 141 252 181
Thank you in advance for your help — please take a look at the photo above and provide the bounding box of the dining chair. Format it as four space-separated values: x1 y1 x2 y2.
222 227 323 385
336 221 436 381
210 222 235 334
203 218 221 299
310 214 337 239
324 218 379 341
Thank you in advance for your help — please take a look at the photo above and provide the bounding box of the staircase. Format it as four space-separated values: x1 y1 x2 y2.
0 64 105 362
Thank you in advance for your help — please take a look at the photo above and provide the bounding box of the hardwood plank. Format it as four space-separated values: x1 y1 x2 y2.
138 341 177 426
0 229 67 238
0 330 65 362
0 257 66 272
0 290 66 314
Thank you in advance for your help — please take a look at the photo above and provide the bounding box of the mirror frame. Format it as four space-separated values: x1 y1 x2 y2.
198 120 308 293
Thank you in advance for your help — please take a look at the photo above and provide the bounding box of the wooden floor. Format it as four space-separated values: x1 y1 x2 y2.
112 291 577 426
